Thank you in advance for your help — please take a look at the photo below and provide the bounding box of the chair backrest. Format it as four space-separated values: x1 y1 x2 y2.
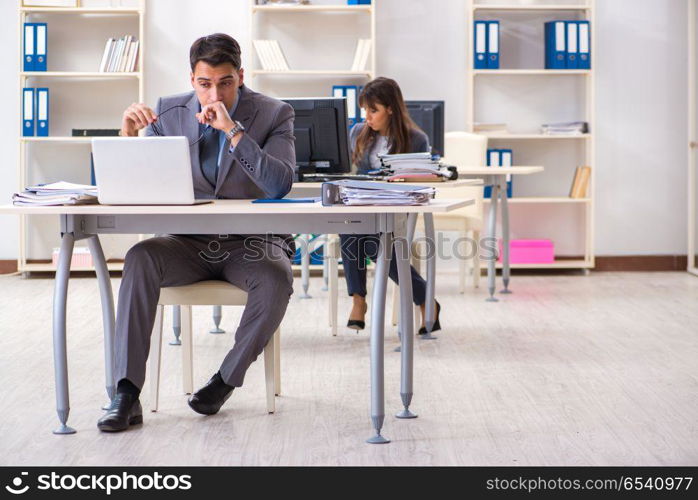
442 131 488 168
436 131 487 221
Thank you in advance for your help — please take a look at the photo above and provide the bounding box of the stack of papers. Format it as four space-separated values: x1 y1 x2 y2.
13 181 98 207
323 180 435 206
541 121 588 135
378 152 453 179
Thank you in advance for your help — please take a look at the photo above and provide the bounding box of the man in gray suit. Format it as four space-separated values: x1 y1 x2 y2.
98 33 296 432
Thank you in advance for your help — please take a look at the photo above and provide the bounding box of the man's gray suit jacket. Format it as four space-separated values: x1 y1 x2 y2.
146 84 296 256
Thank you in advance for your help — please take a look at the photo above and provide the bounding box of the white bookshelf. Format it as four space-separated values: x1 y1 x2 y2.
252 4 372 13
17 0 145 275
250 70 373 77
466 0 595 270
21 71 141 78
248 0 376 90
473 4 591 11
689 0 698 276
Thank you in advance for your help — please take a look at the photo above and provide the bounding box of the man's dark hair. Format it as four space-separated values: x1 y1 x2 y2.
190 33 242 71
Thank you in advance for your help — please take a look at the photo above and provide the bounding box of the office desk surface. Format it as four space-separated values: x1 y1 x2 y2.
0 199 471 215
457 166 544 176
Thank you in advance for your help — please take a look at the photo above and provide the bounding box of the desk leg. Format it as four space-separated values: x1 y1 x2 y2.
486 184 500 303
52 232 76 435
395 234 417 419
300 234 311 299
86 235 116 404
500 179 512 295
395 213 419 352
367 231 391 444
422 213 437 339
210 305 225 334
406 212 418 243
170 305 182 346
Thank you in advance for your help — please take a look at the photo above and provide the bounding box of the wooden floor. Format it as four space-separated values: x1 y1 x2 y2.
0 270 697 466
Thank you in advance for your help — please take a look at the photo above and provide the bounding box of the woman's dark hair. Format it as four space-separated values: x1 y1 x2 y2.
352 77 421 166
190 33 242 71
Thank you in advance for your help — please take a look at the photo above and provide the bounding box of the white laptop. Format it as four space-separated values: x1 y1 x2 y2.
92 136 209 205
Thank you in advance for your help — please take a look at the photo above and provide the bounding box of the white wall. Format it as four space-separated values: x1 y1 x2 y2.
0 0 689 259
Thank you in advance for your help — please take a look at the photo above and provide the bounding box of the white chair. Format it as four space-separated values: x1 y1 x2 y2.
437 131 488 291
326 234 340 336
149 280 281 414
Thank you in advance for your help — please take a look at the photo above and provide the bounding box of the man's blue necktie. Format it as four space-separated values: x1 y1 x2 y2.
199 126 220 187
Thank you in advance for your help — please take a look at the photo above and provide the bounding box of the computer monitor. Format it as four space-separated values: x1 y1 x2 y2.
406 100 445 158
282 97 351 174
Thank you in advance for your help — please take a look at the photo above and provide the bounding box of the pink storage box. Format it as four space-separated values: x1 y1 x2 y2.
498 239 554 264
52 246 93 268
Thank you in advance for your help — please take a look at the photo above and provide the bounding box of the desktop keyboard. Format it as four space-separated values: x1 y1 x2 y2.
299 173 384 183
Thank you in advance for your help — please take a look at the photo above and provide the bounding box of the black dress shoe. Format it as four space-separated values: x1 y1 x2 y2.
418 300 441 335
188 372 234 415
97 393 143 432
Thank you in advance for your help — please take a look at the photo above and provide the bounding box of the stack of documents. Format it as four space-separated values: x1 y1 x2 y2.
541 121 588 135
378 152 455 179
321 180 435 207
13 181 98 206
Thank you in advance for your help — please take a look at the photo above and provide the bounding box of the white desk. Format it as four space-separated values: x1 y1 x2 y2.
457 166 544 301
0 198 471 444
290 178 483 332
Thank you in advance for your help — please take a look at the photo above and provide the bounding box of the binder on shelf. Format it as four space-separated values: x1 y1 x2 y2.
98 38 113 73
474 21 487 69
484 148 499 198
569 166 591 198
358 85 366 121
485 148 513 198
500 149 513 198
22 88 34 137
36 88 49 137
487 148 500 168
544 21 566 69
486 20 500 69
23 23 35 71
578 20 591 69
500 148 512 185
332 85 360 127
566 20 578 69
351 39 371 72
35 23 47 71
346 86 358 126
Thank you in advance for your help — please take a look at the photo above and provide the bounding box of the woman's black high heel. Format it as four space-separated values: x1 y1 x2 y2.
347 302 368 331
418 300 441 335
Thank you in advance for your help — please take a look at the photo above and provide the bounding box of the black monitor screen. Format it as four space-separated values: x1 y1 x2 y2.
406 100 445 157
282 97 351 174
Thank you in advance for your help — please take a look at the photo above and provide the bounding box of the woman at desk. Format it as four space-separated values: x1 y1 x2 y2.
340 77 441 333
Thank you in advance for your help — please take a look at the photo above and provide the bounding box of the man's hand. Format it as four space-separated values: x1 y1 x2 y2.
196 101 234 133
121 103 157 137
